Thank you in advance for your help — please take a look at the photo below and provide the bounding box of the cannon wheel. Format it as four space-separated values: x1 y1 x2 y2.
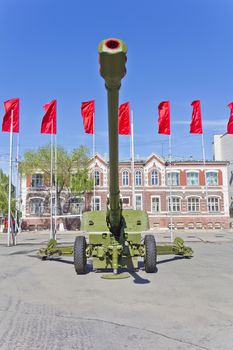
144 235 157 273
74 236 87 274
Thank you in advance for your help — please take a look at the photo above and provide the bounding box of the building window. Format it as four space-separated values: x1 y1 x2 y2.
94 170 100 186
92 197 101 211
188 197 200 212
168 197 181 212
122 197 130 208
151 197 160 213
135 170 142 186
206 172 218 186
136 195 142 210
167 172 179 186
151 170 158 185
208 197 220 212
122 170 129 186
69 197 84 214
30 198 44 216
187 172 199 186
31 174 43 188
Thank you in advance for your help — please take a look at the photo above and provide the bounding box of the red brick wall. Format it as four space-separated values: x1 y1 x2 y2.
180 171 186 186
44 177 50 187
26 175 31 188
218 170 223 186
143 192 151 212
199 171 205 185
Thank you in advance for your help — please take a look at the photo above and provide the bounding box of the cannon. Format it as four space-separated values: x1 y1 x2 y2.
38 38 193 278
75 38 156 278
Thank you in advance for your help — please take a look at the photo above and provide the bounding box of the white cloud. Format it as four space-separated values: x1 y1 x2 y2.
174 119 227 128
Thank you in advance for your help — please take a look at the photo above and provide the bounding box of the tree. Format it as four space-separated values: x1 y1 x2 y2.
19 144 93 215
0 170 16 216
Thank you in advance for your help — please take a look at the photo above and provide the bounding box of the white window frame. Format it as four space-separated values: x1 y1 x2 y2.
151 170 158 186
30 197 44 216
168 196 181 212
94 169 100 186
69 196 84 215
208 197 220 212
151 196 160 213
122 170 129 187
206 171 218 186
31 174 43 188
187 197 200 212
135 194 143 210
135 170 142 186
167 172 180 186
92 196 101 211
186 171 199 186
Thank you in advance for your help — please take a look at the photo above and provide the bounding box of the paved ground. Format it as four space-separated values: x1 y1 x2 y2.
0 230 233 350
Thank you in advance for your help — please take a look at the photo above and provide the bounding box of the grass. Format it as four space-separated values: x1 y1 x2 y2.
81 209 149 232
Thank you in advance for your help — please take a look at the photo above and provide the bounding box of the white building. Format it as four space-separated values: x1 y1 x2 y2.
213 134 233 214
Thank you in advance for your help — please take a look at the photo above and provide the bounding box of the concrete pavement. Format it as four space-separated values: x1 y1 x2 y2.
1 228 233 245
0 230 233 349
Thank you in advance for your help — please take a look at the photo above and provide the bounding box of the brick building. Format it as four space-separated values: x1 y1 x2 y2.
21 153 230 230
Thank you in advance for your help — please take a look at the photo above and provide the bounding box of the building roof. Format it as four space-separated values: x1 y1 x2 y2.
91 153 228 166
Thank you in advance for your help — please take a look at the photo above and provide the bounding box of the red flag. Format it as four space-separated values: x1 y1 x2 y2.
158 101 170 135
190 100 203 134
81 100 94 134
227 102 233 134
41 100 57 134
2 98 19 133
119 102 131 135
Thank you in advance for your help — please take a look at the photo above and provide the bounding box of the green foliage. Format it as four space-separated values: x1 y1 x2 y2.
0 170 15 216
19 144 69 188
19 144 92 196
71 169 93 194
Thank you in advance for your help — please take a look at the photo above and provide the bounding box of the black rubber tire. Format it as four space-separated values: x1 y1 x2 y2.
144 235 157 273
74 236 87 274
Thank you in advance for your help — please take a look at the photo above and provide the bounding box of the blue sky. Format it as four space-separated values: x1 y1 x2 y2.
0 0 233 173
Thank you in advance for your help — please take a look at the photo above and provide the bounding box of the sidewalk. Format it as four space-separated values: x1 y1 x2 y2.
1 229 233 246
150 229 233 243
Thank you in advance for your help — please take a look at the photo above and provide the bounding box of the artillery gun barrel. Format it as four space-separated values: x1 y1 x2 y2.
98 39 127 236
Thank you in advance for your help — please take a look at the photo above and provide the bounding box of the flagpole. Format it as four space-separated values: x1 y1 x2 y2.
93 112 96 210
131 110 135 209
14 132 20 244
169 134 173 243
18 169 22 235
54 134 57 240
7 110 14 246
201 133 208 212
50 133 53 239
